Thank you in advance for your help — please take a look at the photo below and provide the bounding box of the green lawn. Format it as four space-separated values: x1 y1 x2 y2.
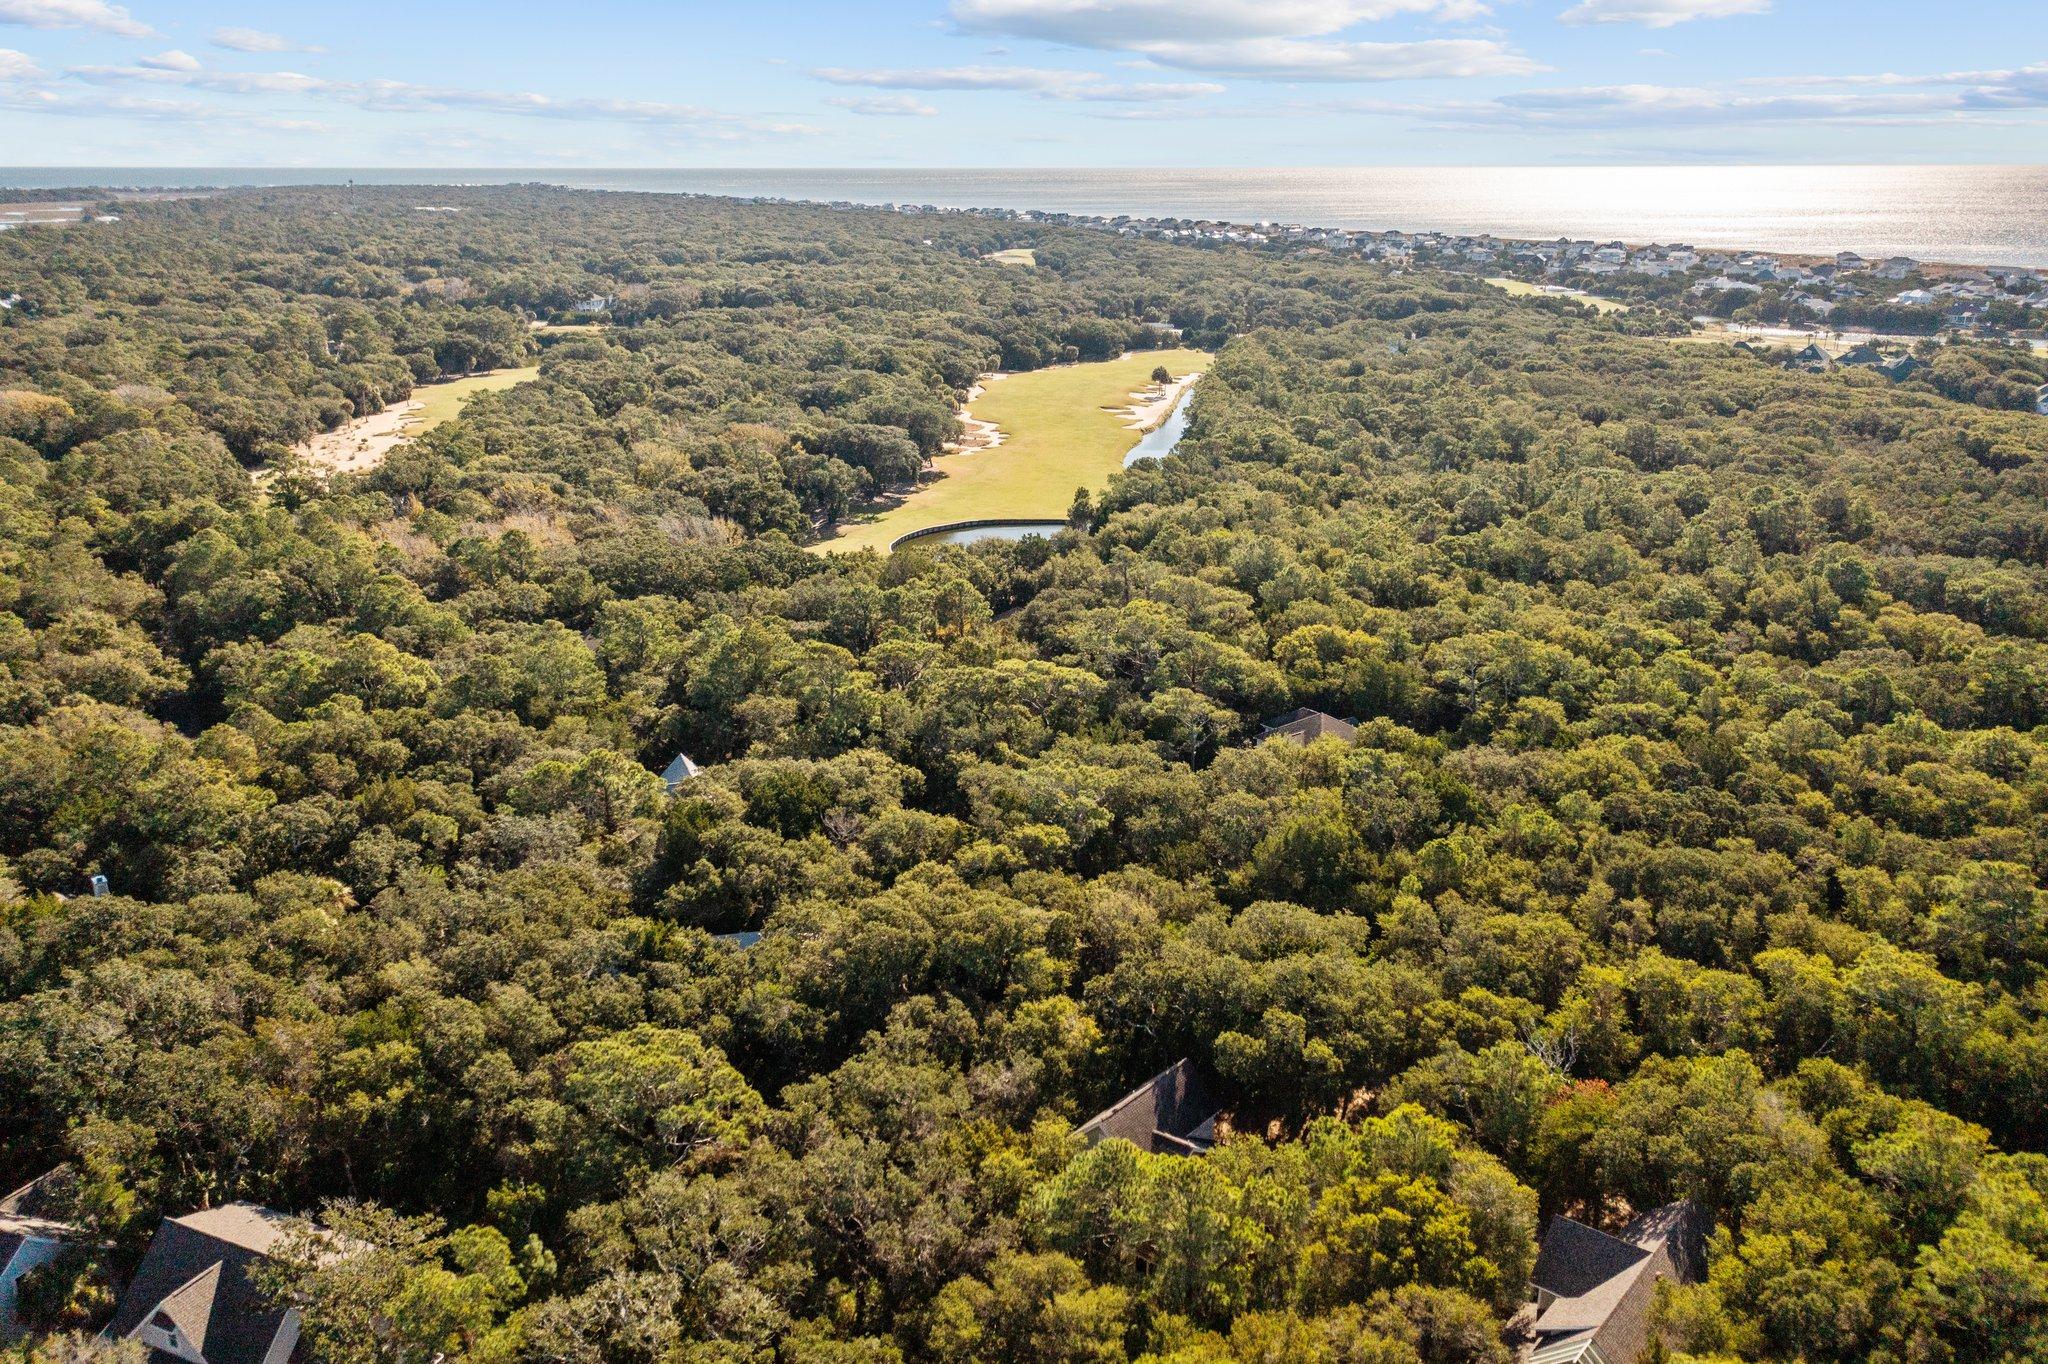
1484 276 1630 315
984 248 1038 268
410 367 540 431
818 348 1207 555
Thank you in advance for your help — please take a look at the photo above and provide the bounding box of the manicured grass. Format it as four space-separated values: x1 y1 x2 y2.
985 248 1038 268
410 366 540 431
818 348 1207 555
1484 276 1630 315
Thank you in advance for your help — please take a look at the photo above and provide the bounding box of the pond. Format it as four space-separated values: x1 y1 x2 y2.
1123 381 1197 466
894 520 1069 549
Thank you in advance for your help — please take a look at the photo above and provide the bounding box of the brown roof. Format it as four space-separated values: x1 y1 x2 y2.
1257 708 1358 745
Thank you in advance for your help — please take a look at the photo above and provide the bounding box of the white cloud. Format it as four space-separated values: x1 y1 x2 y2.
947 0 1534 83
210 26 321 54
70 62 326 95
1559 0 1770 28
827 93 940 116
952 0 1487 44
62 59 822 140
814 64 1223 100
1132 36 1542 80
137 49 200 71
0 0 149 37
1399 69 2048 131
0 45 41 80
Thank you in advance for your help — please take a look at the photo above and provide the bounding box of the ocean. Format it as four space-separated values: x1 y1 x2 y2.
2 165 2044 267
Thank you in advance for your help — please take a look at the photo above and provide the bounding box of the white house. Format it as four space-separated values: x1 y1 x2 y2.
1691 276 1763 297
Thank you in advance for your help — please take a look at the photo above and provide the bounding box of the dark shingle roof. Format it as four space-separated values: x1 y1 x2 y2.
1531 1216 1648 1300
0 1169 71 1220
1530 1202 1711 1364
1623 1199 1710 1283
1077 1059 1222 1156
1257 709 1358 745
0 1167 82 1251
105 1204 302 1364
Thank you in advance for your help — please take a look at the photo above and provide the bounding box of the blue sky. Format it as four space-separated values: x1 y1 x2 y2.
0 0 2042 165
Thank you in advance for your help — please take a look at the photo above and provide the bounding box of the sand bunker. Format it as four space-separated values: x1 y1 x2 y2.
289 397 426 479
1112 369 1204 431
945 373 1011 453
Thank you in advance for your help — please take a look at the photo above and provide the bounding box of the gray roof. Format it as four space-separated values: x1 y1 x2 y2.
660 752 702 788
1077 1059 1221 1156
106 1204 303 1364
1531 1216 1647 1300
1529 1202 1710 1364
1621 1199 1709 1283
1257 708 1358 745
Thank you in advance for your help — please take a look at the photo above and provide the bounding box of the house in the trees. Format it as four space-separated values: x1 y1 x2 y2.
1881 355 1930 383
1527 1201 1710 1364
659 752 702 789
1077 1059 1223 1156
1257 708 1358 746
104 1203 309 1364
1787 342 1834 373
0 1169 85 1340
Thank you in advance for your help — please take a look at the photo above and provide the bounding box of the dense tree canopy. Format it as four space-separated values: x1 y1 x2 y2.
3 185 2048 1363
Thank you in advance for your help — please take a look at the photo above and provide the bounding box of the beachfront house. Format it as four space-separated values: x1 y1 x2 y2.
1875 256 1919 279
1529 1202 1710 1364
1836 251 1868 272
0 1170 86 1340
103 1203 309 1364
1077 1059 1223 1156
1690 276 1762 298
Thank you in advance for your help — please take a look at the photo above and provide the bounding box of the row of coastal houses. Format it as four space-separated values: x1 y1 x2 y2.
1 1171 310 1362
779 193 2048 332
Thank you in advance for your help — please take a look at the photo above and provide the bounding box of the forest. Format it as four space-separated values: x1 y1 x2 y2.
3 184 2048 1363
